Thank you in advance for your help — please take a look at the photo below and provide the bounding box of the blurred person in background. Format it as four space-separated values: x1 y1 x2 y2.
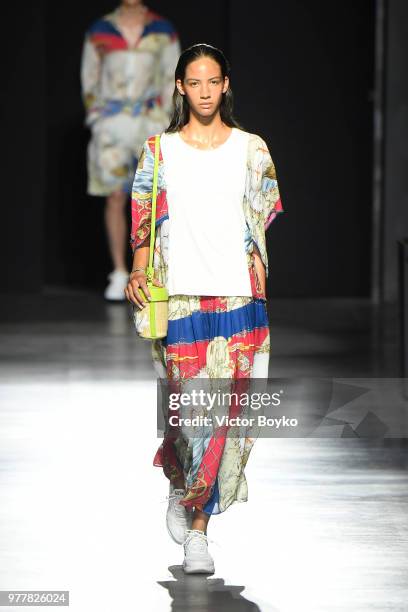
80 1 181 300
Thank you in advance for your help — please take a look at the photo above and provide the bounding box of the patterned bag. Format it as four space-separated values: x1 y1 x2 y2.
133 135 168 340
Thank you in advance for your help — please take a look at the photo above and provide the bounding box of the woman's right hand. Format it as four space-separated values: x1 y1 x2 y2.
124 271 164 308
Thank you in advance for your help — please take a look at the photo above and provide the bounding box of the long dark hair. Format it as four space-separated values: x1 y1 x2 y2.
165 43 244 133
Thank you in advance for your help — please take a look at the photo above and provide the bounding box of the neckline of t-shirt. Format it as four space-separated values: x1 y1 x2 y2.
175 127 237 152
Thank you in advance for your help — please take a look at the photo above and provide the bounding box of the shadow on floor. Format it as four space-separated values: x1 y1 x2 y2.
157 565 278 611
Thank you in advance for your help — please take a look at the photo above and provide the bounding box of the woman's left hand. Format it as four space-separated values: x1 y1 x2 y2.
253 250 266 298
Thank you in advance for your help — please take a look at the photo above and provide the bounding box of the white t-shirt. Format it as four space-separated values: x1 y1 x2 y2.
160 127 253 297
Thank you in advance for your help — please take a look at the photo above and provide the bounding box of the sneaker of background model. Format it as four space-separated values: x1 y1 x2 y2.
104 269 129 301
166 484 193 544
182 529 215 574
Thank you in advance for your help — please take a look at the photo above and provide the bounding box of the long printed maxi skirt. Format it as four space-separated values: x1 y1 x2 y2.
151 292 270 516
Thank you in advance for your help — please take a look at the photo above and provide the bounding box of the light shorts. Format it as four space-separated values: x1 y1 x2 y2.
86 106 169 197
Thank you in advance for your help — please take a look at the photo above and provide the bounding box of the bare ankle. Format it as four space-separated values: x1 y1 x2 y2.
173 478 185 490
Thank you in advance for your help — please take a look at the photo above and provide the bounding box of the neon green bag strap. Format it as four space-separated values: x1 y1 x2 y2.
146 134 160 284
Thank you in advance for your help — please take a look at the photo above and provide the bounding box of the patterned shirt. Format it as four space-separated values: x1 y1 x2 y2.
80 6 181 127
130 131 285 298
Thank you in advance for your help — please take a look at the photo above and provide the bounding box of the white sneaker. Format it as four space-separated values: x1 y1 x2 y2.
182 529 215 574
166 483 193 544
104 269 129 301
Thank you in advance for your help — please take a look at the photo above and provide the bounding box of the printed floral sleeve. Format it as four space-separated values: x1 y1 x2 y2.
80 31 103 128
130 140 154 254
259 137 284 230
130 137 168 254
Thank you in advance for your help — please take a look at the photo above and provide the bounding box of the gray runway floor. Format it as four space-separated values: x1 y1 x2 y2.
0 288 406 612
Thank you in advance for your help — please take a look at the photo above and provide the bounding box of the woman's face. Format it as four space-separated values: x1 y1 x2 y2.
176 56 229 118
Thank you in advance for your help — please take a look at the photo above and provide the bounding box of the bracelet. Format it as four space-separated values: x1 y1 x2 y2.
131 267 146 274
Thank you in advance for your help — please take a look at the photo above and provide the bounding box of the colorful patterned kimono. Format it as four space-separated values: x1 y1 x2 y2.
130 130 284 514
80 6 181 196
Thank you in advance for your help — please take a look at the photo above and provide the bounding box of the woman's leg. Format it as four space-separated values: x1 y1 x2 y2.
172 475 185 489
170 476 211 533
104 189 128 271
191 508 210 534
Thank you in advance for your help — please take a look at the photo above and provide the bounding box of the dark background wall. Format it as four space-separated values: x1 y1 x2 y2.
2 1 376 297
383 0 408 302
1 0 46 292
230 2 374 297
